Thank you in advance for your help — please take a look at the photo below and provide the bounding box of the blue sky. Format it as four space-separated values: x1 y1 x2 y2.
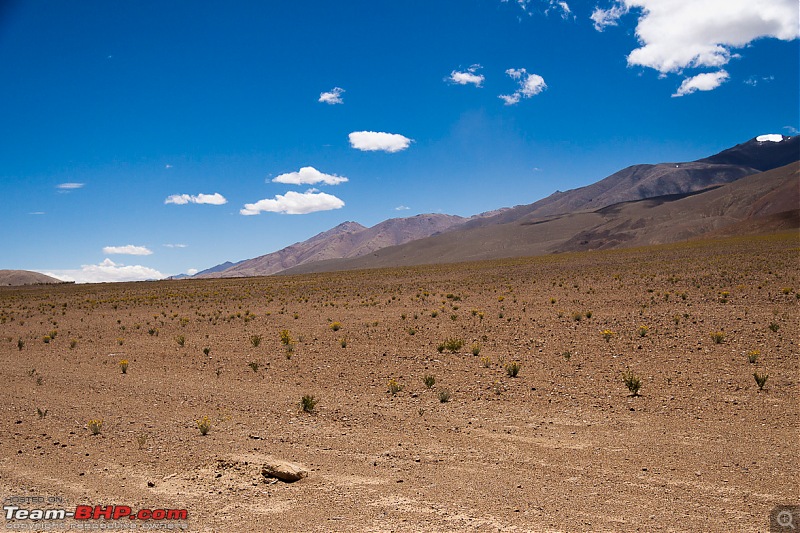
1 0 797 282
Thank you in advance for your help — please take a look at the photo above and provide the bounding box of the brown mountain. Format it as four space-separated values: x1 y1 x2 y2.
280 162 799 275
461 135 799 229
201 215 465 278
0 270 66 286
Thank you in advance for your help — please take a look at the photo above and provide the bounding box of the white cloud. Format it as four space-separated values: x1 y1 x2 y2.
56 182 84 191
102 245 154 256
163 243 188 248
319 87 345 105
186 268 199 276
447 65 485 87
240 190 345 215
591 3 629 31
499 68 547 105
593 0 799 76
28 211 45 215
394 205 410 211
41 259 164 284
348 131 413 153
783 126 799 135
164 193 227 205
672 70 729 97
271 166 348 186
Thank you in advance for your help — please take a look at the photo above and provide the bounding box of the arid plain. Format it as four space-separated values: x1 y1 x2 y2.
1 233 797 532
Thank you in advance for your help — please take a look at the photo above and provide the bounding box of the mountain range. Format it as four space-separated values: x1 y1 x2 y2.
192 135 799 278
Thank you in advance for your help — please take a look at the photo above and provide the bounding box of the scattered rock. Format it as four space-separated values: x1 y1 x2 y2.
261 459 308 482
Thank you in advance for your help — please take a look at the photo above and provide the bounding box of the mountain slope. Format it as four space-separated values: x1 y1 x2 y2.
462 135 799 230
203 215 465 278
280 162 799 275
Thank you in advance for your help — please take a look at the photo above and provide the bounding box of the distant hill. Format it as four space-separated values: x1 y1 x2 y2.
0 270 67 286
200 215 466 278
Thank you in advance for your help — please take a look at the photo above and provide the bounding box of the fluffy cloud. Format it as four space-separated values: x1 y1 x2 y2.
672 70 729 97
319 87 345 104
240 190 345 215
41 259 164 284
349 131 412 153
271 166 348 186
447 65 485 87
164 193 227 205
186 268 199 276
499 68 547 105
102 245 153 256
394 205 410 211
592 0 799 75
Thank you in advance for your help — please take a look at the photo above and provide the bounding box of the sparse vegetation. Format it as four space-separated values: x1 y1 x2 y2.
438 389 451 403
505 361 521 378
87 419 103 435
119 359 129 374
768 322 780 332
423 374 436 388
637 325 649 337
387 378 403 395
176 335 186 347
330 321 342 331
197 416 212 436
747 350 760 364
471 343 481 356
248 361 260 373
753 371 768 390
300 394 318 413
710 331 725 344
622 370 641 396
442 338 464 353
601 329 615 341
250 334 262 347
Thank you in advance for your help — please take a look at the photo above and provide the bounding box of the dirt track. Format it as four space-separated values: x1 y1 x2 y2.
1 233 798 532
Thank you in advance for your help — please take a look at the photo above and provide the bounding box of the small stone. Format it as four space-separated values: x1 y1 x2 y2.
262 459 308 482
147 481 155 487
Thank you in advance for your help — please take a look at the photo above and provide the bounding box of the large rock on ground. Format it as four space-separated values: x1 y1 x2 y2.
261 459 308 482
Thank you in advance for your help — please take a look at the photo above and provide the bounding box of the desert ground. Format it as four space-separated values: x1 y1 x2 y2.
1 233 797 532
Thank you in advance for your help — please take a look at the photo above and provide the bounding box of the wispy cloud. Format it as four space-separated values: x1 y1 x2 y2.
592 0 799 95
164 193 227 205
672 70 729 98
394 205 410 211
102 245 153 256
503 0 572 18
240 189 345 215
56 182 84 192
163 243 188 248
28 211 46 215
271 166 348 186
499 68 547 105
447 65 485 87
41 259 163 284
349 131 412 153
319 87 345 104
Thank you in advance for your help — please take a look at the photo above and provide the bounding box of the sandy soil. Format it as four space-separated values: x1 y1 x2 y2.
1 233 797 532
